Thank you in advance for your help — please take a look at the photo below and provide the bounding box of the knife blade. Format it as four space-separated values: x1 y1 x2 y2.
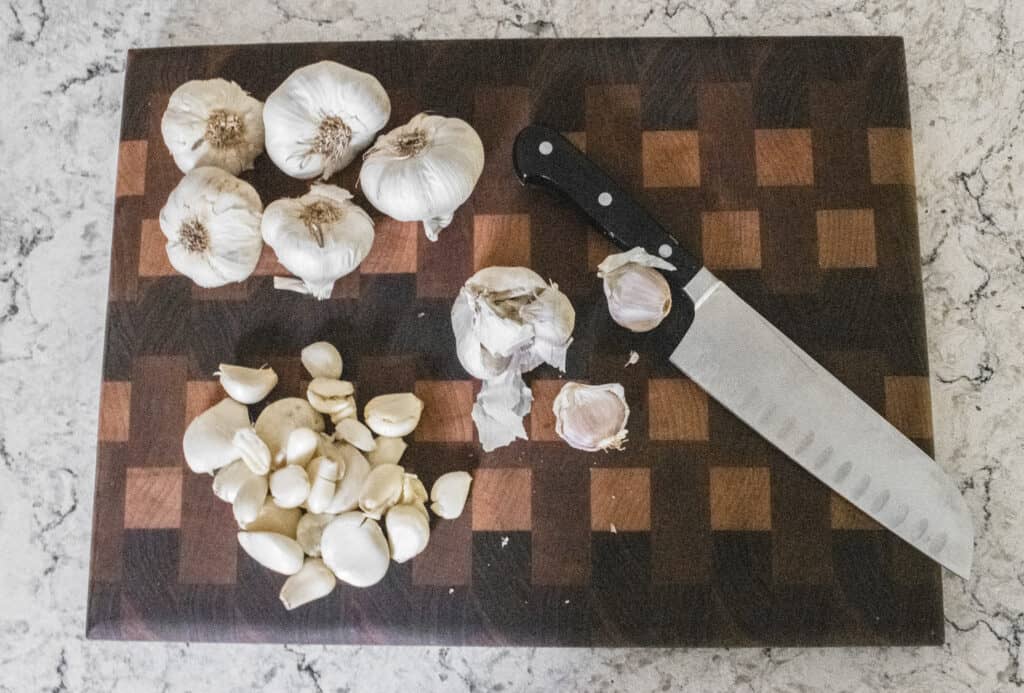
512 124 973 578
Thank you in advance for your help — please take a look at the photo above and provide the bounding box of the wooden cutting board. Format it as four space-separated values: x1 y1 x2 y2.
88 37 943 646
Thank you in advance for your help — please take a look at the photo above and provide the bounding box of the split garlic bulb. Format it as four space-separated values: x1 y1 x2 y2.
360 113 485 241
262 184 374 300
160 78 264 175
263 61 391 180
159 167 264 288
597 248 676 332
553 382 630 452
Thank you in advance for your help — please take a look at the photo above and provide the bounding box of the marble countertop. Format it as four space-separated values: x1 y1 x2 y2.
1 1 1021 690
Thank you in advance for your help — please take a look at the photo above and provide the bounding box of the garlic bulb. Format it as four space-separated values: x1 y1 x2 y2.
597 248 676 333
360 113 484 241
263 61 390 180
216 364 278 404
262 185 374 299
159 167 263 288
552 382 630 452
161 78 264 175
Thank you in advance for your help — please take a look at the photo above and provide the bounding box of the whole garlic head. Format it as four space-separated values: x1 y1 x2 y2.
262 185 374 300
553 382 630 452
160 78 264 175
597 248 676 333
263 61 391 180
360 113 485 241
159 167 264 288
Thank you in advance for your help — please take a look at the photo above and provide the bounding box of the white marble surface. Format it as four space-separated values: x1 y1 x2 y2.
0 0 1021 690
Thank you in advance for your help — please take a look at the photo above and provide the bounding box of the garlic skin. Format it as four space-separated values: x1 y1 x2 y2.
280 558 337 610
429 471 472 520
216 364 278 404
161 78 264 175
263 61 390 180
238 531 305 575
552 382 630 452
301 341 343 379
159 167 263 288
597 248 676 333
232 428 272 475
360 113 484 241
320 512 391 587
363 393 424 438
262 185 374 299
183 398 251 474
385 504 430 563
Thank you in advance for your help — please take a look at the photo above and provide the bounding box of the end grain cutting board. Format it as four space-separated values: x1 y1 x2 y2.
88 37 943 646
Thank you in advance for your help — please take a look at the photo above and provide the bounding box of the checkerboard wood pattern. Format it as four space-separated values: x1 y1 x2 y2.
89 38 943 646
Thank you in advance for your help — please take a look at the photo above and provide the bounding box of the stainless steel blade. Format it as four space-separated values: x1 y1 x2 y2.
671 269 974 577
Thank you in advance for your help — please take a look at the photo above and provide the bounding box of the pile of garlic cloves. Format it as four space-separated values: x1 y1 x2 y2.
183 341 473 610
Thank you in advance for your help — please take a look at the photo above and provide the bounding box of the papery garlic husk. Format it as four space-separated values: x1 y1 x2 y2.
552 382 630 452
597 248 676 333
159 166 263 288
306 377 356 415
366 436 408 466
238 531 305 575
363 393 424 438
296 512 337 557
321 441 369 514
280 558 337 610
385 504 431 563
161 79 265 175
233 475 269 526
320 512 391 587
334 418 376 452
358 463 404 520
262 185 374 299
269 464 311 509
232 427 272 475
242 498 302 537
429 471 472 520
285 427 320 467
306 456 340 514
183 397 251 473
360 113 484 241
216 363 278 404
254 397 325 462
212 459 259 503
301 341 343 379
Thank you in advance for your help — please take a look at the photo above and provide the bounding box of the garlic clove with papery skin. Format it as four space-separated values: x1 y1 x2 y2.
183 397 251 474
280 558 337 610
552 382 630 452
320 512 391 587
215 364 278 404
429 471 472 520
360 113 485 242
597 248 676 333
363 393 424 438
159 167 263 288
301 341 343 379
237 531 305 575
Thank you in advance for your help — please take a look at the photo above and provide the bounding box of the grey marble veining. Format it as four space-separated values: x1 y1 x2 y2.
0 1 1021 691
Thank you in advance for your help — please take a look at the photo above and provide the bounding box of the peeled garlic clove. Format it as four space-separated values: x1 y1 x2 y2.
301 341 343 379
306 377 356 415
320 512 391 587
280 558 337 610
597 248 676 333
363 393 424 438
366 436 408 467
182 398 250 474
269 465 311 509
358 463 405 520
400 473 429 506
212 459 258 503
334 418 376 452
254 397 325 462
242 499 302 538
325 444 370 514
215 363 278 404
552 382 630 452
296 512 337 557
429 471 472 520
233 475 269 526
385 504 431 563
329 398 358 423
285 427 320 467
232 427 272 475
237 531 304 575
306 456 340 514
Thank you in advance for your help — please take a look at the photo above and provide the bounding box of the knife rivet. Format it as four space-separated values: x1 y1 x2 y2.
658 244 672 258
598 192 612 206
538 141 553 155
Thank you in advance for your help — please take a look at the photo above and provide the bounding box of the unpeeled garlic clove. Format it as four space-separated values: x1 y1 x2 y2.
232 427 272 475
280 558 337 610
183 398 251 474
301 341 343 379
306 378 356 415
385 504 431 563
233 475 269 526
238 531 305 575
216 364 278 404
552 382 630 452
358 463 405 520
306 456 340 513
242 499 302 538
429 471 472 520
296 512 337 557
254 397 325 461
363 393 424 437
320 512 390 587
597 248 675 333
366 436 408 466
269 465 311 509
324 443 370 514
334 418 376 451
212 459 258 503
285 427 320 467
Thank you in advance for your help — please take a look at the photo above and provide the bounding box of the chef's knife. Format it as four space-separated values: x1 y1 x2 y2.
512 124 973 578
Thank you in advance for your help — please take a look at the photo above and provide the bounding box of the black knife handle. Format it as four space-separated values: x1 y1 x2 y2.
513 124 702 285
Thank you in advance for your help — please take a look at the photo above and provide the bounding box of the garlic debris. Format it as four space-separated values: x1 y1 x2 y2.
216 364 278 404
358 463 404 520
280 558 337 610
262 185 374 300
360 113 484 241
161 79 264 175
254 397 324 462
212 460 258 503
238 531 305 575
233 475 269 526
363 393 424 438
296 512 337 557
306 377 356 415
334 418 376 452
159 166 263 288
429 471 472 520
269 465 311 509
301 341 343 379
263 61 390 180
552 382 630 452
320 512 391 587
285 427 320 467
232 427 272 475
385 504 430 563
183 397 251 474
597 248 676 333
367 436 408 467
